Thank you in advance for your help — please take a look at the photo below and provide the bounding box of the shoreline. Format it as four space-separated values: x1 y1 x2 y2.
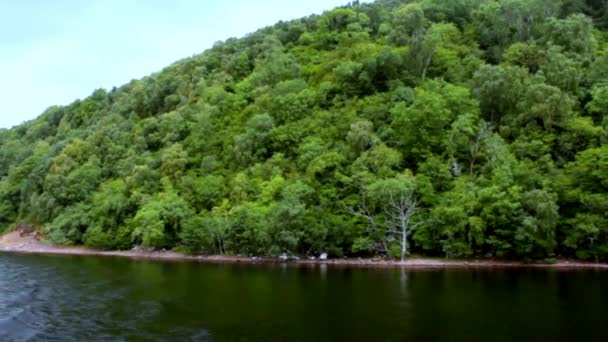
1 233 608 269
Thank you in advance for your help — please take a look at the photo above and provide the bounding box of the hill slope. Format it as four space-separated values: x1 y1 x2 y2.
2 0 608 261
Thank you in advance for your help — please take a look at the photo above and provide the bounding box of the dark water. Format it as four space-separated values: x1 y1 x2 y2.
0 254 607 341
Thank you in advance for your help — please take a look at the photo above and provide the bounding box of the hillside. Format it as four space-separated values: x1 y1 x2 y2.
1 0 608 261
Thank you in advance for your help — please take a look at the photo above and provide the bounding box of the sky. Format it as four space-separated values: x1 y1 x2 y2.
0 0 363 129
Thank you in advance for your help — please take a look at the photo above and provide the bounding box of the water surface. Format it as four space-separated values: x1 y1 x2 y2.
0 253 606 341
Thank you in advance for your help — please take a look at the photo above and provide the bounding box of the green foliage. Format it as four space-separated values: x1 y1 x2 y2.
1 0 608 261
131 184 193 249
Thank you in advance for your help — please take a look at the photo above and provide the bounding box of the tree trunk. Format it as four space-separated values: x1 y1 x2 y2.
421 49 434 81
401 229 407 261
400 213 409 261
218 236 224 255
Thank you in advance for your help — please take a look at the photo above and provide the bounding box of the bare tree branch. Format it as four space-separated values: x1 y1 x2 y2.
348 186 425 261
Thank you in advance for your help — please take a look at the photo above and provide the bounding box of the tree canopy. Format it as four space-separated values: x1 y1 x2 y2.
2 0 608 261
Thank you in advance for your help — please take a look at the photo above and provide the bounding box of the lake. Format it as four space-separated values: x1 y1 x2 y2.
0 253 606 341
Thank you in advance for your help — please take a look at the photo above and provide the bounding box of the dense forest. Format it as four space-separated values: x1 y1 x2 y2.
2 0 608 261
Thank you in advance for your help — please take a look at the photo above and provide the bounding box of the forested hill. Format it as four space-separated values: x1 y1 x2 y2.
2 0 608 261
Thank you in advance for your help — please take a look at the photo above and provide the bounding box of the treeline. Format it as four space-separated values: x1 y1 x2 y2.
1 0 608 261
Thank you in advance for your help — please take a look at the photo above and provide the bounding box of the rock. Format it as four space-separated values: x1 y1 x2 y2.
15 222 35 237
279 253 289 261
319 252 328 260
289 256 300 261
309 256 316 260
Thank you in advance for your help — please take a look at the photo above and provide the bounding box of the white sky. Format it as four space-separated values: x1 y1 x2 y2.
0 0 364 129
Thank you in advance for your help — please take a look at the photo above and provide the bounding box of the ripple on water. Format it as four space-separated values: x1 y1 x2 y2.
0 261 44 341
3 253 607 342
0 254 202 341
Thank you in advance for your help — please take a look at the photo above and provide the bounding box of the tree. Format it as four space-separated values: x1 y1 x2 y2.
389 3 427 46
1 0 607 262
541 14 596 61
160 143 189 181
180 209 228 254
84 179 132 249
346 119 378 155
473 0 560 62
391 80 477 163
586 85 608 122
538 46 582 95
233 113 274 165
560 146 608 261
503 79 575 135
425 177 483 257
471 64 529 125
350 174 423 260
131 182 193 249
445 113 492 175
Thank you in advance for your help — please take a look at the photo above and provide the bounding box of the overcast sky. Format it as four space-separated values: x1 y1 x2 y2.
0 0 362 129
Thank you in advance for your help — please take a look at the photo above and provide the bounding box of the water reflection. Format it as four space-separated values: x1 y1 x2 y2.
399 267 408 296
1 254 607 341
319 263 327 280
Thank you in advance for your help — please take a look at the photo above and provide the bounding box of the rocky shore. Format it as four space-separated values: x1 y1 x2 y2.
2 230 607 269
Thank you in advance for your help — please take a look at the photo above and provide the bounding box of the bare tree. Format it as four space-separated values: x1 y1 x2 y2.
385 190 423 261
349 185 424 261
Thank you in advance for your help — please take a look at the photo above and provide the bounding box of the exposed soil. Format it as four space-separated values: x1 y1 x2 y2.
1 230 607 269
